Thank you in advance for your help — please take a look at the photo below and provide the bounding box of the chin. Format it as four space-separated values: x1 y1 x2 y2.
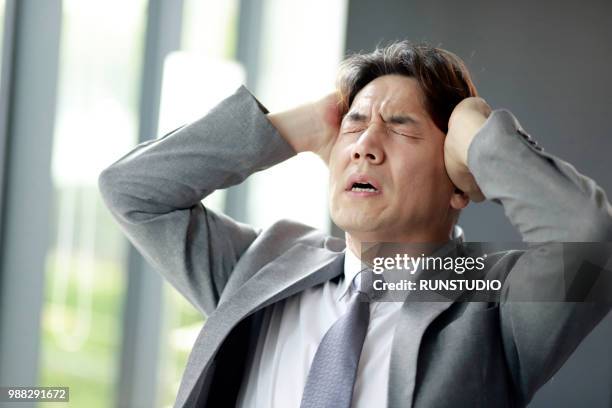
332 211 385 236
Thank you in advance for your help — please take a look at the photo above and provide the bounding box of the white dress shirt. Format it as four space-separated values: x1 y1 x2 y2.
236 248 403 408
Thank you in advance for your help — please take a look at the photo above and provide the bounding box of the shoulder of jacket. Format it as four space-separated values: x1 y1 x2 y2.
230 218 345 283
248 218 344 252
263 218 335 247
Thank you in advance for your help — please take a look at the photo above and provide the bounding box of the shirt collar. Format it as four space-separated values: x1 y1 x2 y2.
451 224 465 243
337 247 366 302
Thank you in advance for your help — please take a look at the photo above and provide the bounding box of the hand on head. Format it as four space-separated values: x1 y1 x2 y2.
444 97 491 202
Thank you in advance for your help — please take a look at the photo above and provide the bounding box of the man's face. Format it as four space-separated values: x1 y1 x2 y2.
328 74 461 242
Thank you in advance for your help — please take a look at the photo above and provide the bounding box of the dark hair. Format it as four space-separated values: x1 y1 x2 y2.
337 41 477 133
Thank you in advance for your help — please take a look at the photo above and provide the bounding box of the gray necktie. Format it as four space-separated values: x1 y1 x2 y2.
299 269 377 408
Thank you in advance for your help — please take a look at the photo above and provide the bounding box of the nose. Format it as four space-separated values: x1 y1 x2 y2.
350 126 385 165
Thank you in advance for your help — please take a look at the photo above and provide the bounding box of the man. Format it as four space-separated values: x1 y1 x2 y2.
98 41 612 407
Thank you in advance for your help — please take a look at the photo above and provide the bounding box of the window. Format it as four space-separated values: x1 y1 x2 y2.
38 1 147 407
0 0 5 60
246 0 349 233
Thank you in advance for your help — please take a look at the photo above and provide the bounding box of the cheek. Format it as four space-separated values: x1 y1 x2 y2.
328 142 351 189
328 161 341 191
428 160 454 197
392 150 449 196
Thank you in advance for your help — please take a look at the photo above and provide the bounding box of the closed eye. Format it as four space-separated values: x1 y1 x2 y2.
391 129 421 139
343 128 364 134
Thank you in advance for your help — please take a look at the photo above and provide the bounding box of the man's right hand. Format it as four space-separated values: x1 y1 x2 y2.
268 91 343 164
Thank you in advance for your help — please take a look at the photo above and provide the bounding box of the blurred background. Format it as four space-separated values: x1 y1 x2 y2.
0 0 609 407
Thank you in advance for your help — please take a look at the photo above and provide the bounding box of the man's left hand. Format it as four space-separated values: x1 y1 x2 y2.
444 97 492 202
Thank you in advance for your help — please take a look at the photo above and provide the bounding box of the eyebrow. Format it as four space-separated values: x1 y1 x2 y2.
344 111 421 127
344 111 368 123
385 114 420 126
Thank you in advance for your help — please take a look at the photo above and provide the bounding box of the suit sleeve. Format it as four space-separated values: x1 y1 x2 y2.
98 86 297 317
466 110 612 404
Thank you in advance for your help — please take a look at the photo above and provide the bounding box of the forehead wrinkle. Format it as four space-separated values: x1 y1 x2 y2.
349 79 425 124
380 99 422 127
344 94 377 124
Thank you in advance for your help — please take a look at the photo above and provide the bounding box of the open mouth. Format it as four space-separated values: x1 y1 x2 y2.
345 174 381 194
350 182 378 193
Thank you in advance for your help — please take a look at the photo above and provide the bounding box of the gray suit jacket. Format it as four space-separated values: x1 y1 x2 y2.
98 86 612 407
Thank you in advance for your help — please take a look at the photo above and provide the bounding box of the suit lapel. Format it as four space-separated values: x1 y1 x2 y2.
175 243 345 407
387 239 468 408
387 299 453 408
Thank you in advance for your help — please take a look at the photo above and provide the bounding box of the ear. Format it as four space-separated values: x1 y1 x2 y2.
450 187 470 210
